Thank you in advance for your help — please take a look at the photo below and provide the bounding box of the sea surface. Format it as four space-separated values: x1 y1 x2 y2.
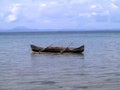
0 31 120 90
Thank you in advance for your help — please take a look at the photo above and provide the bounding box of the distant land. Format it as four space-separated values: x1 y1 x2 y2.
0 26 120 33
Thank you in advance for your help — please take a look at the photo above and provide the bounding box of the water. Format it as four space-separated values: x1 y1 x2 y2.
0 31 120 90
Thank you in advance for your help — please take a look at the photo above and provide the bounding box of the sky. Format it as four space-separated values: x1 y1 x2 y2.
0 0 120 31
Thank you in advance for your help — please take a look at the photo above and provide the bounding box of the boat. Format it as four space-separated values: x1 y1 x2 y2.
30 44 84 54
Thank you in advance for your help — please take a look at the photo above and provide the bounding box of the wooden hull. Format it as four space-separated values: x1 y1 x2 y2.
30 44 84 54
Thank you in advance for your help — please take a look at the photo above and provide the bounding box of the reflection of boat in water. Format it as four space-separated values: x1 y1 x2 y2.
30 44 84 54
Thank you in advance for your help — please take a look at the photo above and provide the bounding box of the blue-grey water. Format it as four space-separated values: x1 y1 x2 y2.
0 31 120 90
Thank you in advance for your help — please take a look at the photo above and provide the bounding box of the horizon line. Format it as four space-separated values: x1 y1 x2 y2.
0 29 120 33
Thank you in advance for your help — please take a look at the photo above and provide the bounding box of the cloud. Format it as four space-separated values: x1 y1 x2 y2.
10 4 20 13
110 3 119 9
90 5 97 9
6 3 21 22
79 13 91 17
0 0 120 30
7 14 17 22
70 0 88 4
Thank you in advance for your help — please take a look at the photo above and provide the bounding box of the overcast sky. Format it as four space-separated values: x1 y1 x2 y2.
0 0 120 31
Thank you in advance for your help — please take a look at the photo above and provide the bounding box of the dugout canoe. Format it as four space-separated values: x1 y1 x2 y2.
30 44 84 54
